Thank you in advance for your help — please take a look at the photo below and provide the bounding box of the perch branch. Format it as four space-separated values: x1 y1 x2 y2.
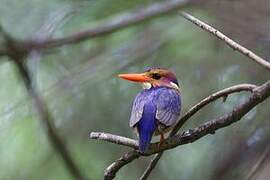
89 81 270 179
90 132 138 149
181 12 270 70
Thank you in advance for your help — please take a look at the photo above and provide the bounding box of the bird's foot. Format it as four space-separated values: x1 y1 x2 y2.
158 133 164 149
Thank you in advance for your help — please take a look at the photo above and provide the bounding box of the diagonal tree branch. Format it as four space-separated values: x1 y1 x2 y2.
180 12 270 70
0 1 191 59
245 144 270 180
13 58 87 180
24 0 190 50
1 19 87 179
170 84 256 135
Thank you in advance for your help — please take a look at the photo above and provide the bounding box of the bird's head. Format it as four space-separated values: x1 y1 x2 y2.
118 67 179 90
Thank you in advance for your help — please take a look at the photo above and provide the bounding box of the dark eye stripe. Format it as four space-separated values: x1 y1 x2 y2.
152 73 161 80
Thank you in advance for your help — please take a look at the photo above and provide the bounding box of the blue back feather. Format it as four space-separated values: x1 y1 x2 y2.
137 103 157 153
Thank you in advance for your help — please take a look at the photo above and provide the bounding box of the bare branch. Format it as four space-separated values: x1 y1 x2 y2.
139 152 163 180
245 144 270 180
90 132 138 149
171 84 256 135
13 59 86 180
92 81 270 179
25 0 190 49
180 12 270 70
104 150 140 180
149 81 270 153
0 48 8 57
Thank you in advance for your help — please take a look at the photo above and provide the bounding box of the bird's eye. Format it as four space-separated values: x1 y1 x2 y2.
151 73 161 80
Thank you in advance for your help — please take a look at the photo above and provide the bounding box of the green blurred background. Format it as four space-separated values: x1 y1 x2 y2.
0 0 269 179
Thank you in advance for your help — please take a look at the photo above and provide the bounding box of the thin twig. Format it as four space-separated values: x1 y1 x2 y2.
180 12 270 70
14 59 86 180
24 0 190 49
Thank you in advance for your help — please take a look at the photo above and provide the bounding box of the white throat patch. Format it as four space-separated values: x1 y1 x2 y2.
141 82 152 89
170 82 180 91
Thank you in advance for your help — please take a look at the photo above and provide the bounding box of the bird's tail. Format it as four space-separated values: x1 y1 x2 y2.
137 104 157 153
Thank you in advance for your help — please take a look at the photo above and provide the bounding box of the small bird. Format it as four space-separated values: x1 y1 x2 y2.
118 67 181 153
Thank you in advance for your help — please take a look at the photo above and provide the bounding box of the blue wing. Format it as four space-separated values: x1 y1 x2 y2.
129 91 146 127
155 88 181 126
129 87 181 128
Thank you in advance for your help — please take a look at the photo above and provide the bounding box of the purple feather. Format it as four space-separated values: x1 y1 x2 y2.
130 87 181 152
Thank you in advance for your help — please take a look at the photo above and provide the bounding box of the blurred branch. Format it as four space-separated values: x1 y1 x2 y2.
11 56 86 180
33 5 76 41
0 24 14 57
1 21 86 179
24 0 190 49
0 48 8 57
180 12 270 70
89 82 270 179
0 0 190 58
246 144 270 180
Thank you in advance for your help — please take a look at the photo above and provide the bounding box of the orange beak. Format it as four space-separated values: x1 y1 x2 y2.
118 73 151 82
